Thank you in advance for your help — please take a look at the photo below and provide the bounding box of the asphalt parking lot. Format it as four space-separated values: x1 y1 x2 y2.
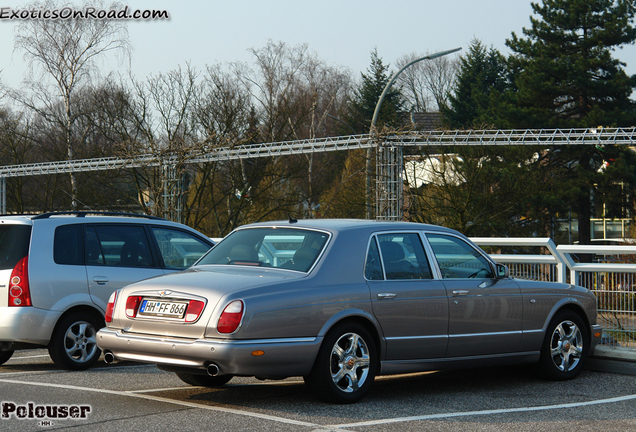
1 349 636 431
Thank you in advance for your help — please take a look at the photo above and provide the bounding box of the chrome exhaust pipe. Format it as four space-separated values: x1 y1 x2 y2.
207 363 220 376
103 351 115 364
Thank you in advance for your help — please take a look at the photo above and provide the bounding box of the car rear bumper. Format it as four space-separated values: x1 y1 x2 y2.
0 306 58 347
96 328 322 378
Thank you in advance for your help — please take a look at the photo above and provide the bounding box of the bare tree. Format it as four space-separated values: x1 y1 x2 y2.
121 65 200 221
0 108 36 212
187 63 257 234
234 41 356 219
12 0 130 208
396 51 459 112
235 40 322 143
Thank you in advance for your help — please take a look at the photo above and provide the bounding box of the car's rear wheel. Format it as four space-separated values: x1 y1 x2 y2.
538 309 589 380
175 372 233 387
305 321 377 404
0 350 14 365
48 312 102 371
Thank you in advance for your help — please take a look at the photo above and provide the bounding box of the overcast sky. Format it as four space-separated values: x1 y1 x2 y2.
1 0 636 90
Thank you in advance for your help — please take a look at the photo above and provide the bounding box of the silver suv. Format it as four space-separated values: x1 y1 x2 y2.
0 212 214 370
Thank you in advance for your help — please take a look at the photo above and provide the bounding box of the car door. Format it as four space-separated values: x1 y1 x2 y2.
85 224 165 311
366 232 449 360
424 233 522 357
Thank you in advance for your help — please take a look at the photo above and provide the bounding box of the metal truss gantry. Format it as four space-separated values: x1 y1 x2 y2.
1 127 635 218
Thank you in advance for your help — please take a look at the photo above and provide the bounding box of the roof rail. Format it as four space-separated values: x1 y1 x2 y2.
31 211 165 221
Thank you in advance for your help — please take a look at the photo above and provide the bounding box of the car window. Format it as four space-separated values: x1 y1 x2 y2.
376 233 432 280
85 227 105 265
54 224 83 265
0 224 31 270
365 237 383 280
87 225 154 268
197 227 329 272
426 233 493 279
150 227 211 270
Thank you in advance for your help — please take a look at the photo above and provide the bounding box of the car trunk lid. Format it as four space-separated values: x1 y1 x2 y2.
114 265 303 338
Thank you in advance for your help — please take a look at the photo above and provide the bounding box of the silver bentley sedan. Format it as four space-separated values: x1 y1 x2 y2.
97 219 602 403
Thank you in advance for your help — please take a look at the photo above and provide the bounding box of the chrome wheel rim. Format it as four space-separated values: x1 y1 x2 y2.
64 321 98 363
549 320 583 372
330 332 371 393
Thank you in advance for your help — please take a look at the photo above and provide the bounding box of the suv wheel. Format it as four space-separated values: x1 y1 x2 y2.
0 350 14 366
48 312 103 371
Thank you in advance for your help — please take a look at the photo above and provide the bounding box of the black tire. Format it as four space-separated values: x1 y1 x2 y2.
0 350 14 366
48 312 103 371
304 321 377 404
175 372 233 387
538 309 589 381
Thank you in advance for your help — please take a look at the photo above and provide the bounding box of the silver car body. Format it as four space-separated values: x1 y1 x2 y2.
98 219 602 380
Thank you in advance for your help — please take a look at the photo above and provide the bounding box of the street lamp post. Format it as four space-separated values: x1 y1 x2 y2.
370 47 462 132
367 47 462 220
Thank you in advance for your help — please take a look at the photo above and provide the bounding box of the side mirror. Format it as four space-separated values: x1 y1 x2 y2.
496 263 509 279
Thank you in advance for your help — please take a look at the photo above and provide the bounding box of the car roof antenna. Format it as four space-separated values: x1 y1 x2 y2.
289 215 298 224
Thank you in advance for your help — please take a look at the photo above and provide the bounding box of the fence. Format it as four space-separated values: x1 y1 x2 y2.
471 238 636 350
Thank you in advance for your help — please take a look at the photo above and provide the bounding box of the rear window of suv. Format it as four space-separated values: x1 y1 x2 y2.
0 224 32 270
54 225 84 265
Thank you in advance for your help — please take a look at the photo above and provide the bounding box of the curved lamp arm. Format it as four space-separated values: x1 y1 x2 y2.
370 47 462 132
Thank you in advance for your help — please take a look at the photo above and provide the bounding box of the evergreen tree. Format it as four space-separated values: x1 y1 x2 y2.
347 49 405 133
424 40 548 236
506 0 636 128
443 39 510 129
503 0 636 246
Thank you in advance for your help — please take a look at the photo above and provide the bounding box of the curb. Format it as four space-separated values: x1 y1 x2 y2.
587 346 636 376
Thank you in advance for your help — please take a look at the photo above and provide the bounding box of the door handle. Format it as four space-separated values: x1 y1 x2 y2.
93 276 109 285
452 290 469 296
377 293 396 300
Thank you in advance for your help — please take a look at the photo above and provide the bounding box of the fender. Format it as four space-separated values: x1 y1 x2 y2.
315 307 386 357
541 297 591 333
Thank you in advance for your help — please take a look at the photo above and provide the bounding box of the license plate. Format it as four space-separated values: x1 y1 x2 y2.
139 299 187 318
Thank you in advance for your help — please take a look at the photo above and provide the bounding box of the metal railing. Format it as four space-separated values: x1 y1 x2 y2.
471 238 636 350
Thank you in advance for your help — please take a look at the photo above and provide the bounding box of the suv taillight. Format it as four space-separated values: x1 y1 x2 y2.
217 300 244 333
105 291 118 323
9 256 31 307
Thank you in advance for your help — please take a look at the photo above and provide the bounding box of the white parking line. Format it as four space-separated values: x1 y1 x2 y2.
0 369 66 377
330 394 636 429
0 378 330 430
1 376 635 430
9 354 50 360
0 363 151 377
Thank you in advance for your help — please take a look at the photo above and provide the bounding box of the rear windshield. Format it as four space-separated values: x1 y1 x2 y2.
0 224 32 270
196 227 330 272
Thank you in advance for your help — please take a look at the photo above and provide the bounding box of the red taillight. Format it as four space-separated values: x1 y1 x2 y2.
105 291 118 323
217 300 244 334
185 300 205 323
9 256 31 307
125 296 142 318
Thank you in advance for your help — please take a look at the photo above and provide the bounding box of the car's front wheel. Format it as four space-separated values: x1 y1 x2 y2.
48 312 102 371
175 372 233 387
305 321 377 404
0 350 14 366
538 309 589 380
